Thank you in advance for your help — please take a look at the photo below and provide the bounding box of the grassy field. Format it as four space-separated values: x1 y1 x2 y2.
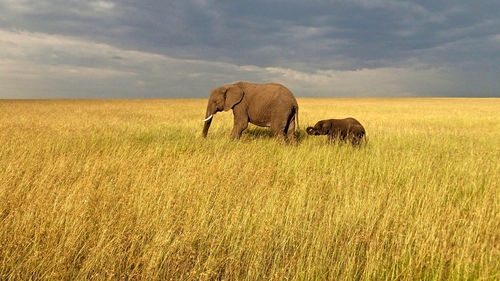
0 98 499 280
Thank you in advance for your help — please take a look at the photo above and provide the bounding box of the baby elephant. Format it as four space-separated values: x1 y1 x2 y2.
306 118 366 145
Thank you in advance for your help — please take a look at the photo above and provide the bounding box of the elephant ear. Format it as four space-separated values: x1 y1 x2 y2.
223 85 244 111
323 123 330 135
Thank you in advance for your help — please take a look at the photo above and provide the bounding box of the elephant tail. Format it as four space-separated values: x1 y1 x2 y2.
294 105 299 130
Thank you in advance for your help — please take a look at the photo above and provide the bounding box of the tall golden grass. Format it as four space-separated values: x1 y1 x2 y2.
0 98 499 280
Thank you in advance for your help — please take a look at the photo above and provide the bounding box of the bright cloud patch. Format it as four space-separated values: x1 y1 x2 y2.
91 1 115 11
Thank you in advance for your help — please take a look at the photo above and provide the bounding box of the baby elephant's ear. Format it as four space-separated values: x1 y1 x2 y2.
321 123 330 135
223 85 244 111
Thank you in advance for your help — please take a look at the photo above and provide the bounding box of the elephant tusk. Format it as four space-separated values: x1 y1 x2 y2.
203 115 213 122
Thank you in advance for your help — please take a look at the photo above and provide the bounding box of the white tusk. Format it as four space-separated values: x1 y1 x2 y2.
203 115 213 122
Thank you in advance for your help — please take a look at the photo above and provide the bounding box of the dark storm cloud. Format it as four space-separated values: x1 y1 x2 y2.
0 0 499 97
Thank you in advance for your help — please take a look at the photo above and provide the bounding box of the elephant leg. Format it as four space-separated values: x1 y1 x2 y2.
351 137 360 146
286 115 296 142
339 131 348 142
272 107 296 142
230 121 248 139
352 133 364 146
271 119 287 142
329 130 341 144
230 108 248 139
328 133 335 144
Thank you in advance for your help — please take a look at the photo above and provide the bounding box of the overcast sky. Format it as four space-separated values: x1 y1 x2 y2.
1 0 499 98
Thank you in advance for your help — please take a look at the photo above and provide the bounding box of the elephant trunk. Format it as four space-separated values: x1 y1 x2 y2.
202 106 215 138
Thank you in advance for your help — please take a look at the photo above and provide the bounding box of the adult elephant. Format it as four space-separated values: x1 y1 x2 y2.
202 81 299 141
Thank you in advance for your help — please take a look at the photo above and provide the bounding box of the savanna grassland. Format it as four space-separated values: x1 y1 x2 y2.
0 98 499 280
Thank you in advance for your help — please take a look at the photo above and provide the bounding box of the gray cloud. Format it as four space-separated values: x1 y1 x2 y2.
0 0 499 97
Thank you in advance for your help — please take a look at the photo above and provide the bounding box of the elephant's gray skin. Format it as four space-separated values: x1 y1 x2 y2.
306 118 365 145
202 82 299 141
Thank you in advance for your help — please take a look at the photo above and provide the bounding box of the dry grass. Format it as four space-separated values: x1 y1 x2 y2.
0 98 499 280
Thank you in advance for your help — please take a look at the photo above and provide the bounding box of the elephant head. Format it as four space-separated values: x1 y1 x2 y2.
202 84 244 138
306 121 329 136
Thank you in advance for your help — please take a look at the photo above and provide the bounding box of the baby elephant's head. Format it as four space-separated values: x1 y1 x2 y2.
306 127 320 135
306 121 329 135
